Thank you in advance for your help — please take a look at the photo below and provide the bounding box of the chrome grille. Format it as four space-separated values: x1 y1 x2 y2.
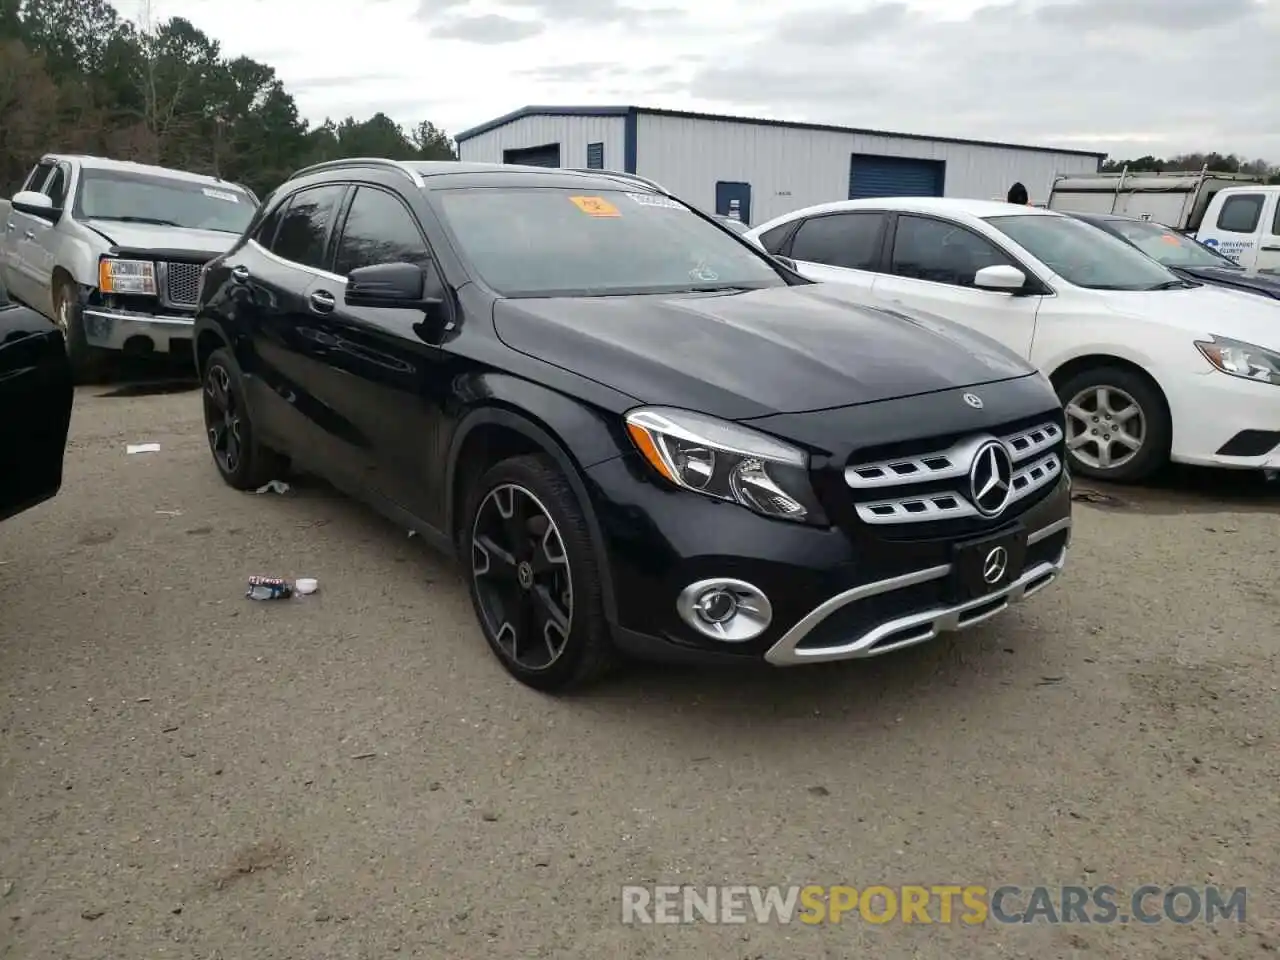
162 261 204 308
848 422 1063 525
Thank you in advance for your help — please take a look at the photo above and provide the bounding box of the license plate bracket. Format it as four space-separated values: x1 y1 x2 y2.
946 524 1028 603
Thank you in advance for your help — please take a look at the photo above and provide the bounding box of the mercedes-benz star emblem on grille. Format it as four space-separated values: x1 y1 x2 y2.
969 440 1014 517
982 546 1009 584
963 393 984 409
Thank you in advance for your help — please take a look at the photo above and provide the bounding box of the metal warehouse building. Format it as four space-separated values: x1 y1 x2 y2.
454 105 1106 226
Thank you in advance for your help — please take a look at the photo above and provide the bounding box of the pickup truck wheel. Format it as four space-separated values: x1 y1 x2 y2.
1058 366 1171 484
53 279 110 385
201 347 287 490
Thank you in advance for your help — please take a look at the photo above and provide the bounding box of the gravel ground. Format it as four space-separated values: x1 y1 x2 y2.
1 380 1277 959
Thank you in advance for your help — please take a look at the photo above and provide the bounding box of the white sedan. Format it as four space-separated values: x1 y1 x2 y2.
748 198 1280 483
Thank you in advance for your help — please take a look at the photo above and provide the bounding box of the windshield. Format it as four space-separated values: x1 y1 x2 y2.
432 187 786 297
986 214 1183 290
1100 218 1241 270
74 170 255 234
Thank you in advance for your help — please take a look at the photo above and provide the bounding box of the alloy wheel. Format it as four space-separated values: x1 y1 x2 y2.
1064 385 1146 471
203 364 243 474
471 483 574 670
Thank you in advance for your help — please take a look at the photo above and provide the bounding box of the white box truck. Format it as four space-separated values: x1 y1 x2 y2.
1047 167 1265 234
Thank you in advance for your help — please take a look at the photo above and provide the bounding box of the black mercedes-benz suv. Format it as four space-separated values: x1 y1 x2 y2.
193 159 1072 692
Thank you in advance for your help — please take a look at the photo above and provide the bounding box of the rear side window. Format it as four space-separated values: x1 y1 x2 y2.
1216 194 1263 233
333 187 431 276
757 222 796 255
789 213 886 270
270 184 346 270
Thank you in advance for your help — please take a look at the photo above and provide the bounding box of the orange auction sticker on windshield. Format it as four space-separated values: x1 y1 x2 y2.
1160 234 1181 244
569 196 620 217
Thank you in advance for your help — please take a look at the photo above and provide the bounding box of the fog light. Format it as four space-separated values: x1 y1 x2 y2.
676 578 773 642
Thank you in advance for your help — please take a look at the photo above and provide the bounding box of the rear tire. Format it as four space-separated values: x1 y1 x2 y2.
1057 366 1170 484
200 347 287 491
462 453 617 692
54 278 110 385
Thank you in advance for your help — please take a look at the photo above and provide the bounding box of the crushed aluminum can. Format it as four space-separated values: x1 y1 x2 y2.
246 576 293 601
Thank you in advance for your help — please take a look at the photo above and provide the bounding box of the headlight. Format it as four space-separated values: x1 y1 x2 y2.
1194 335 1280 385
99 258 156 295
624 406 824 524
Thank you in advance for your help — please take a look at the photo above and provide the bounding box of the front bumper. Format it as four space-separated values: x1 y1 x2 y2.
585 452 1072 667
82 307 194 354
1169 370 1280 469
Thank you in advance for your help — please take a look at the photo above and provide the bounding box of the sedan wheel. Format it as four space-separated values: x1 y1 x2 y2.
1057 366 1170 484
1064 385 1145 472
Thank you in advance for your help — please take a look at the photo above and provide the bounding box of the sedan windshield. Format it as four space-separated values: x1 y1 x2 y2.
433 187 786 297
74 170 255 234
1100 218 1242 270
986 214 1184 291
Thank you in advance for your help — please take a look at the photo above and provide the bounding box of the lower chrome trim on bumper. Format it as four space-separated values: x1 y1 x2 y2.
82 308 195 352
764 516 1071 666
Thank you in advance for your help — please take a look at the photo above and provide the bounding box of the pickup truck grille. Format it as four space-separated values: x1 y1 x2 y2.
161 262 204 308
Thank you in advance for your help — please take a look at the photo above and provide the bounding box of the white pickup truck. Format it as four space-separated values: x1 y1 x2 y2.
1192 184 1280 273
0 154 257 379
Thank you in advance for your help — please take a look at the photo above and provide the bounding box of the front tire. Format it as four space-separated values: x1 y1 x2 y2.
1058 366 1170 483
200 347 286 490
463 454 616 692
54 278 110 385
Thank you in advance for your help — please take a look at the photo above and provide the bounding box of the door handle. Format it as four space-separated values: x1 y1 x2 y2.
1261 243 1280 252
230 265 250 282
5 222 13 231
309 290 336 314
23 231 34 241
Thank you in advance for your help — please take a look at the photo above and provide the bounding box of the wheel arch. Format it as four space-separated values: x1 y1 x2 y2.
1048 353 1172 422
445 401 622 625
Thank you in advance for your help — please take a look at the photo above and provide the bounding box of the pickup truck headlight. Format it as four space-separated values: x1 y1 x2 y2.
1195 335 1280 386
624 406 825 524
99 258 157 295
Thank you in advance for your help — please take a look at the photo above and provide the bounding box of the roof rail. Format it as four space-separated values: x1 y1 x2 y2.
288 157 425 188
562 167 670 194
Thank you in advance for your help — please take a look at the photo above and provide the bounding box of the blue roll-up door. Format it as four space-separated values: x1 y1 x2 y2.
849 154 945 199
504 144 562 167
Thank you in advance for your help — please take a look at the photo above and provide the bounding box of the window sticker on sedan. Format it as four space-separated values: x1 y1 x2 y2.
625 192 685 210
202 187 241 202
568 196 620 217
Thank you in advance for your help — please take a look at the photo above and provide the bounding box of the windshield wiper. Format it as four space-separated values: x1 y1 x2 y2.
1145 279 1195 291
92 215 183 227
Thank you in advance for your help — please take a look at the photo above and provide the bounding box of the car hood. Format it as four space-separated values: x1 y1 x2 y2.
82 219 240 260
1176 265 1280 299
1099 283 1280 348
492 283 1035 420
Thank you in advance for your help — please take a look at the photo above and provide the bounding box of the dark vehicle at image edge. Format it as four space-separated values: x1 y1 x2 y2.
1068 211 1280 299
0 282 74 524
192 159 1073 692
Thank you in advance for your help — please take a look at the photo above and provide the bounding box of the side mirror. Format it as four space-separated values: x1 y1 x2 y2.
774 255 798 271
12 190 58 219
344 261 443 310
974 264 1027 292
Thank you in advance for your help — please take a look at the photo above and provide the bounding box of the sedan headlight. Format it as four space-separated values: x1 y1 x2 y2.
1194 335 1280 385
624 406 824 524
99 258 156 295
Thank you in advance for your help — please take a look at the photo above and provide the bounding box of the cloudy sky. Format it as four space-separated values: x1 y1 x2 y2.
120 0 1278 161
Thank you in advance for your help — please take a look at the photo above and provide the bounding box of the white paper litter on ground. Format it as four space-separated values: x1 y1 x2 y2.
126 443 161 455
255 480 290 495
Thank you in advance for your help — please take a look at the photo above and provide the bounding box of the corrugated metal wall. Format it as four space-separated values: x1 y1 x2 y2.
635 114 1099 225
457 115 626 170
